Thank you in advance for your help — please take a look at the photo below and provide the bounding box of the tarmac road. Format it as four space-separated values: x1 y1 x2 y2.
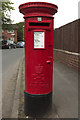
2 48 24 118
2 48 24 91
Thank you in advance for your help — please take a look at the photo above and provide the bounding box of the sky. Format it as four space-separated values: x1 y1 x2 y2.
10 0 80 28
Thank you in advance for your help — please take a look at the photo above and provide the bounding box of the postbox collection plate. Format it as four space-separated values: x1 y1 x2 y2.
34 31 45 48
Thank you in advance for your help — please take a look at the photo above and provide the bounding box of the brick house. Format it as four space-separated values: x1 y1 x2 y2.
2 24 17 43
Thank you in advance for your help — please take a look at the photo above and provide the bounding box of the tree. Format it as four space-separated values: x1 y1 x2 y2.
0 0 14 24
17 22 24 42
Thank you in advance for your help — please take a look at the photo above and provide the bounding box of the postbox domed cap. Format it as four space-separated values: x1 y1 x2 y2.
19 2 58 16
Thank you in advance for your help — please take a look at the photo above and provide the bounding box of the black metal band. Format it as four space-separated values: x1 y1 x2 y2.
24 91 52 117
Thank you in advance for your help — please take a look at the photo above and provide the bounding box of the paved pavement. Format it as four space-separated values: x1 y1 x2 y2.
2 48 24 91
53 60 78 118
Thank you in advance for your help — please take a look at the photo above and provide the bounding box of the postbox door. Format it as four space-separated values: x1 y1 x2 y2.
25 28 53 95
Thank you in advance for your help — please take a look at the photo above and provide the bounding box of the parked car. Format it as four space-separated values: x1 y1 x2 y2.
2 40 11 49
17 42 25 48
13 42 16 48
0 41 2 49
2 40 16 49
20 42 25 48
16 42 21 48
10 40 16 48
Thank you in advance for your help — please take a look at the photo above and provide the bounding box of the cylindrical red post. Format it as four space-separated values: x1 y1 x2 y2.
19 2 58 117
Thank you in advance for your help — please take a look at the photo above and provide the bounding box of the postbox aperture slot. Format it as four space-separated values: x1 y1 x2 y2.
29 22 50 27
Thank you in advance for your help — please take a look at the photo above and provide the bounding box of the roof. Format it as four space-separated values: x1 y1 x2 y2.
2 24 17 30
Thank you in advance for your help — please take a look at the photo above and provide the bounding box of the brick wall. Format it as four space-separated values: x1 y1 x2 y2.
54 49 80 71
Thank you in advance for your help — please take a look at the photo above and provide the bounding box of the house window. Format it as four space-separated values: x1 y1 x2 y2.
10 38 14 41
7 30 14 33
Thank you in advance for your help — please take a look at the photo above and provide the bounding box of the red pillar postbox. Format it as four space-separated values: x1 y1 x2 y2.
19 2 58 116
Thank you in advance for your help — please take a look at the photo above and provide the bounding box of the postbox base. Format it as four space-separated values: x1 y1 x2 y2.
24 91 52 117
